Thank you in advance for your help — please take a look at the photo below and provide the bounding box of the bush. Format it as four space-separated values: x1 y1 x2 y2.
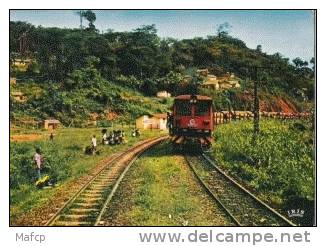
97 120 111 127
10 144 35 188
10 142 72 188
212 119 315 204
42 144 72 183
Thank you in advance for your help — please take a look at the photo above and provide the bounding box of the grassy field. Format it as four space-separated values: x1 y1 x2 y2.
211 119 315 225
10 119 315 226
103 141 234 226
10 126 165 224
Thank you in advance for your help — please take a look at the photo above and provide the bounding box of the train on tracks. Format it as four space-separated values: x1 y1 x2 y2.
168 94 310 151
169 94 214 151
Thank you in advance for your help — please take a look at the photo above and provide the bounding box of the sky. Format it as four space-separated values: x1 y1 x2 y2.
10 10 315 63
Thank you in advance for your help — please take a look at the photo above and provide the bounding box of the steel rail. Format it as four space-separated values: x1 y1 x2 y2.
95 146 149 226
46 136 167 226
201 153 296 226
184 155 241 226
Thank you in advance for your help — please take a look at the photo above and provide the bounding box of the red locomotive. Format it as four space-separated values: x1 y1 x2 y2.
168 94 214 150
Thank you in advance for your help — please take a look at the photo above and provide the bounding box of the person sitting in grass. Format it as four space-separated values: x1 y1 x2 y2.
101 129 107 145
34 147 43 180
121 130 126 143
108 131 115 145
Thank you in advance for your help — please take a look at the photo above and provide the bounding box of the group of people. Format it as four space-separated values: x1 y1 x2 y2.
101 129 126 145
87 128 141 155
33 128 143 182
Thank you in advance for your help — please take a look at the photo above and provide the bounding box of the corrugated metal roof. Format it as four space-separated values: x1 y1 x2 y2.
175 95 212 101
44 119 60 124
153 113 167 119
11 91 24 96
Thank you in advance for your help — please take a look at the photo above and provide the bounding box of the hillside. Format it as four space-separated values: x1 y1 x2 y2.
10 21 314 125
10 79 171 127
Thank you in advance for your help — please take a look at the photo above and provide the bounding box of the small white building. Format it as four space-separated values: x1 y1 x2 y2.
156 91 171 98
136 114 167 130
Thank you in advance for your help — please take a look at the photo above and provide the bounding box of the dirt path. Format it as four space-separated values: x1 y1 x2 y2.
10 134 42 142
102 141 235 226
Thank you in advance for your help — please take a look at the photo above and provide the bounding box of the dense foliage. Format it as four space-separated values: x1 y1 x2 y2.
211 119 314 224
10 141 72 189
10 18 314 123
10 58 170 125
10 20 314 97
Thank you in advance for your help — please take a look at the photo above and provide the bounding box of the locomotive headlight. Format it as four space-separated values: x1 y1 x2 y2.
190 95 197 104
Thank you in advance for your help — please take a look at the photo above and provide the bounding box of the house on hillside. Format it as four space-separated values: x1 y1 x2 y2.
207 74 217 81
202 80 220 90
10 77 16 85
11 91 27 102
202 73 241 90
12 59 32 72
182 75 192 83
44 119 60 130
156 91 171 98
222 73 241 89
136 113 167 130
197 69 209 76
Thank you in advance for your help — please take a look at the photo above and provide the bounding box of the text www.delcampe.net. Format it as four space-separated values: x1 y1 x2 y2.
139 230 311 245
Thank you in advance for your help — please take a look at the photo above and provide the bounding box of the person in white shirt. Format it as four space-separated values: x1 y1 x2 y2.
34 148 43 179
102 132 107 145
91 135 97 154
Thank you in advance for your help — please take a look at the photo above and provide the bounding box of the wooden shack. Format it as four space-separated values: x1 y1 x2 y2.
44 119 60 130
10 77 17 85
11 91 27 102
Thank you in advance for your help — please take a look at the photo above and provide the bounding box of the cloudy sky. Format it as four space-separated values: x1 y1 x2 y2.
10 10 315 63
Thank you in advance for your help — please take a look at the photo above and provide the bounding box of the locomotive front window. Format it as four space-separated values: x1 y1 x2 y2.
195 101 211 116
175 100 191 116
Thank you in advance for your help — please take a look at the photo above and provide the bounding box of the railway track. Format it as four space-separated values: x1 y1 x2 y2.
184 154 296 226
46 136 167 226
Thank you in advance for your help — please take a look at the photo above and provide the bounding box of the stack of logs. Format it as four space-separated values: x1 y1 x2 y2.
213 111 310 125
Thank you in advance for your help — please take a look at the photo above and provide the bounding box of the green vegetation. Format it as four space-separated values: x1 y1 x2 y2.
10 77 170 126
10 18 314 125
211 119 314 224
104 141 233 226
10 12 315 225
10 127 163 223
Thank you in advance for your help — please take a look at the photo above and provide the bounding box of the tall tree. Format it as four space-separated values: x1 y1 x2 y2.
216 22 232 38
82 10 97 30
292 57 308 68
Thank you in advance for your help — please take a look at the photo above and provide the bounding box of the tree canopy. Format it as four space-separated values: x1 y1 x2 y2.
10 20 314 100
